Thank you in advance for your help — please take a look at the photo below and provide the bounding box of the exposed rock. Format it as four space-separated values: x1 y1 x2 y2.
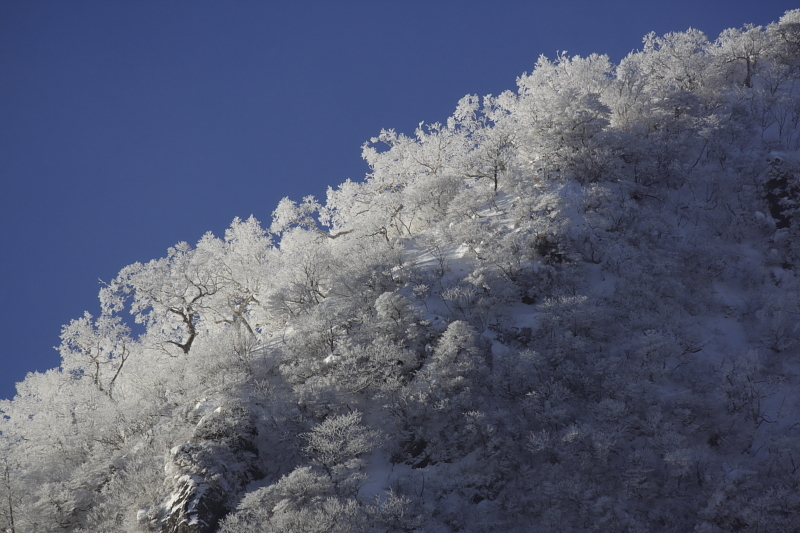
160 403 263 533
765 156 800 229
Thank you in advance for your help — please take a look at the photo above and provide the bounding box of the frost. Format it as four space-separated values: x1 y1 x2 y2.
6 10 800 533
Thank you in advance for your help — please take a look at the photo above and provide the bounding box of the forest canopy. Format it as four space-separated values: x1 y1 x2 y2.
3 10 800 533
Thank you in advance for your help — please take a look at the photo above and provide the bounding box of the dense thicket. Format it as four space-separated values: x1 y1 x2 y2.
3 10 800 533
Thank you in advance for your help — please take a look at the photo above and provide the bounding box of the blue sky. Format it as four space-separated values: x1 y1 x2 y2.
0 1 795 400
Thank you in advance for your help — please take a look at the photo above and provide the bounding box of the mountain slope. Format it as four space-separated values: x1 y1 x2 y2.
3 10 800 533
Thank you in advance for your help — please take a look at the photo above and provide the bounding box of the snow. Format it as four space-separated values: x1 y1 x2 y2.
9 13 800 531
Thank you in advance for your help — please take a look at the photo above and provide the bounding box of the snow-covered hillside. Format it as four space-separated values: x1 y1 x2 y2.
3 10 800 533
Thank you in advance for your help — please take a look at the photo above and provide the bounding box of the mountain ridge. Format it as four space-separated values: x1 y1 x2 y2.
3 10 800 532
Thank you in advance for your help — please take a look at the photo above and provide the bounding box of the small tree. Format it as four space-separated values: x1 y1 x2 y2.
302 411 382 485
0 454 18 533
58 312 132 398
715 24 771 88
101 242 223 355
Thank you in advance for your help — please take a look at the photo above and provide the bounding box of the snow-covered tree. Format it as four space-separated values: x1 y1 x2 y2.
6 10 800 533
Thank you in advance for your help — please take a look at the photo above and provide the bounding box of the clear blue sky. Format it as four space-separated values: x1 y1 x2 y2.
0 0 794 400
